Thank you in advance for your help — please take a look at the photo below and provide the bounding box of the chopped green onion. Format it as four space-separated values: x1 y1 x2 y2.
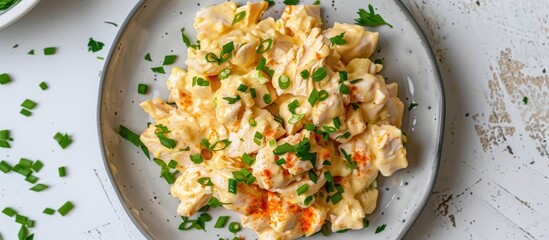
336 132 351 139
363 219 370 228
351 102 360 110
242 153 255 166
339 83 350 94
350 78 363 84
274 115 284 126
168 160 178 169
192 76 210 87
26 219 35 228
308 89 318 106
19 108 32 117
162 55 177 65
265 0 275 6
340 148 352 161
375 224 387 234
12 165 31 177
219 42 234 63
333 118 341 129
31 160 44 172
263 94 272 104
0 160 12 173
58 201 74 216
288 114 304 124
205 53 219 63
232 11 246 25
249 118 257 127
219 68 231 79
30 184 49 192
0 73 11 85
237 84 248 92
215 216 230 228
308 170 318 183
2 207 17 217
228 222 242 233
304 195 314 205
19 158 33 168
283 0 298 5
312 0 320 5
223 95 241 104
25 175 38 184
312 67 328 82
87 38 104 53
0 140 10 148
256 57 266 71
331 192 343 204
39 82 48 90
181 28 200 49
138 83 148 94
198 177 213 186
0 130 9 139
318 90 329 101
273 143 295 155
16 214 28 224
330 32 346 46
58 167 67 177
300 70 310 79
21 99 37 110
355 4 393 28
155 125 176 149
208 197 225 208
250 88 257 98
118 125 150 159
18 225 28 240
275 158 286 166
210 139 231 151
278 75 290 89
43 47 56 55
297 184 309 196
53 132 73 149
228 178 237 194
256 38 273 53
408 102 418 111
288 100 300 114
324 171 333 182
144 53 152 61
304 124 315 131
339 71 348 82
28 50 35 55
151 66 166 74
190 154 203 164
43 208 55 215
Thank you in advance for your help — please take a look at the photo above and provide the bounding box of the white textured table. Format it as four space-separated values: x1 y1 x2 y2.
0 0 547 239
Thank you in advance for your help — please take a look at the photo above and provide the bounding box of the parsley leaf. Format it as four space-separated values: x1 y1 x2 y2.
355 5 393 28
87 38 105 53
330 32 346 46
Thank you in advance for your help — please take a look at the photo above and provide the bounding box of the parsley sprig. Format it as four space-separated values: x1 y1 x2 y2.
355 5 393 28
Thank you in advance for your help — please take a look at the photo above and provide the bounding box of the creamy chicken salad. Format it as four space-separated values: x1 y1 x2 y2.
138 1 408 239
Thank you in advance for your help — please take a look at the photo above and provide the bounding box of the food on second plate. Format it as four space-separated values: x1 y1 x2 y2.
139 1 407 239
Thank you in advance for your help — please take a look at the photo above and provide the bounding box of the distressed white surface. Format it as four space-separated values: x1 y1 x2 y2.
0 0 547 239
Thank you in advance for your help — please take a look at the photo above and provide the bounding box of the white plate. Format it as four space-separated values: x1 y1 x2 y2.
98 0 445 239
0 0 41 30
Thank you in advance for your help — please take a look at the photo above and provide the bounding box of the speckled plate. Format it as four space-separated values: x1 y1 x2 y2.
98 0 445 239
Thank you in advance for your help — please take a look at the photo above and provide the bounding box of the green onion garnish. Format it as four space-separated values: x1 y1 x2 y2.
43 47 57 55
232 11 246 25
331 192 343 204
180 28 200 49
333 118 341 129
118 125 150 159
2 207 17 217
21 99 37 109
58 167 67 177
12 165 31 177
223 95 241 104
25 175 38 184
256 57 267 71
237 84 248 92
300 70 310 79
39 82 48 90
19 158 33 168
210 139 231 151
53 132 73 149
15 214 28 224
43 208 55 215
304 124 315 131
0 160 12 173
205 52 219 63
288 100 300 114
58 201 74 216
318 90 329 101
219 68 231 79
339 71 348 82
375 224 387 234
304 195 314 205
308 170 318 183
283 0 298 5
192 76 210 87
256 38 273 53
30 184 49 192
249 88 257 98
297 184 309 196
350 78 363 84
162 55 177 65
288 114 304 124
228 178 237 194
190 154 203 164
339 83 350 94
275 158 286 166
28 50 35 55
219 42 235 63
308 89 318 106
273 143 295 155
336 132 351 139
31 160 43 172
249 118 257 127
278 75 290 89
197 177 214 186
20 109 32 117
0 73 11 85
151 66 166 74
0 130 9 140
242 153 255 166
137 83 148 94
168 160 178 169
214 216 230 228
155 125 176 149
263 94 272 104
324 171 333 182
228 222 242 233
87 38 104 53
0 140 9 148
26 219 35 228
312 67 328 82
374 59 383 65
